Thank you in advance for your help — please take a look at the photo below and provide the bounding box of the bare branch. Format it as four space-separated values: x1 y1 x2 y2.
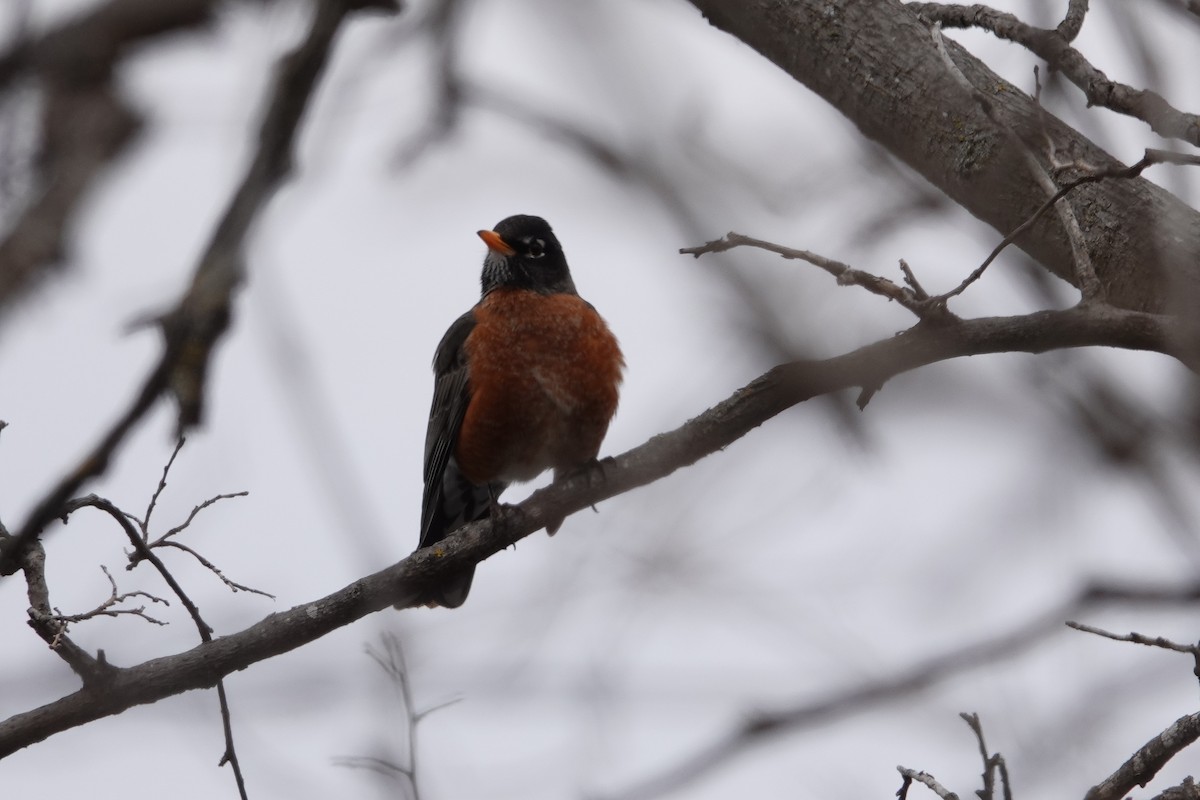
66 494 213 637
0 0 399 579
1066 620 1200 655
214 680 247 800
336 633 446 798
154 492 250 546
1147 776 1200 800
332 755 411 785
909 2 1200 145
937 148 1200 302
598 580 1200 800
1057 0 1090 42
156 541 275 599
0 0 228 315
1084 712 1200 800
1066 620 1200 692
51 565 168 626
960 713 1012 800
141 436 187 534
63 491 252 795
3 304 1200 758
18 536 114 685
897 768 960 800
680 232 949 320
120 438 268 596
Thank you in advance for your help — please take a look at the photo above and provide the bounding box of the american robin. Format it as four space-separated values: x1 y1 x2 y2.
415 214 624 608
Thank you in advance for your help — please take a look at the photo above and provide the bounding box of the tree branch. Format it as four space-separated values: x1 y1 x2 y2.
680 232 947 319
684 0 1200 314
1 303 1197 758
1085 712 1200 800
0 0 231 315
897 768 960 800
0 0 399 579
603 582 1200 800
909 2 1200 145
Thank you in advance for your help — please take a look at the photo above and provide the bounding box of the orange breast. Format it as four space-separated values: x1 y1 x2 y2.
456 289 624 485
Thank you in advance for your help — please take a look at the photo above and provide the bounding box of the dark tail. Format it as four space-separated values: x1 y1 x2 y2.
408 460 503 609
422 567 475 609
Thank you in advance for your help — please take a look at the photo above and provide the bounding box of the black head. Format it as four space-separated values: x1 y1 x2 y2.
478 214 577 296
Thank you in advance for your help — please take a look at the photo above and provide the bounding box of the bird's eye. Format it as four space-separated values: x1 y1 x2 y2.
527 238 545 258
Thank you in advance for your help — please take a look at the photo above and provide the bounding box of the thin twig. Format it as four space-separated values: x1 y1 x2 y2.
66 495 211 635
18 535 114 684
63 492 253 796
1066 620 1200 654
142 436 187 534
899 259 929 300
157 541 275 599
961 713 994 800
680 232 951 320
154 492 250 546
960 712 1012 800
51 565 169 625
936 148 1200 302
341 633 459 797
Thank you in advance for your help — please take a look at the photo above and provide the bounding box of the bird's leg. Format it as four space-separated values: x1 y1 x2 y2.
559 456 613 490
544 458 614 535
485 482 522 548
485 481 505 517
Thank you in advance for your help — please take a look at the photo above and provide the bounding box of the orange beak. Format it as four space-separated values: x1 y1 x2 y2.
477 229 516 256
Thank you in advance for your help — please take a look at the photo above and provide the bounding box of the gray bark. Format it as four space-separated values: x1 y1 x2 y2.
686 0 1200 315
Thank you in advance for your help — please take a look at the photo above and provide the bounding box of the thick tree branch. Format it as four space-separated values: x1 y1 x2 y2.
0 303 1195 758
684 0 1200 315
1085 712 1200 800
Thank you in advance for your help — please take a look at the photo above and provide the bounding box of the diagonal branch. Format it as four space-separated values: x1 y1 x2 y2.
0 0 400 580
0 303 1197 758
1084 712 1200 800
0 0 229 315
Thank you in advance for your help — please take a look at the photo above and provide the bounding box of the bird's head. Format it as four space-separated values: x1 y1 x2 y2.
478 215 577 296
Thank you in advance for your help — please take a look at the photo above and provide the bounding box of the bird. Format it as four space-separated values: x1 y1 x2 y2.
414 214 624 608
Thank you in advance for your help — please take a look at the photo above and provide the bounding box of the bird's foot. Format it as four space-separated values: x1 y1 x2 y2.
487 499 523 548
560 456 613 489
544 457 614 536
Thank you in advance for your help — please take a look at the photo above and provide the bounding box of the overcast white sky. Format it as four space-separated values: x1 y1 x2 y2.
3 1 1200 798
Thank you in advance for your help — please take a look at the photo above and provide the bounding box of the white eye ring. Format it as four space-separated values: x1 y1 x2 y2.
527 238 546 258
